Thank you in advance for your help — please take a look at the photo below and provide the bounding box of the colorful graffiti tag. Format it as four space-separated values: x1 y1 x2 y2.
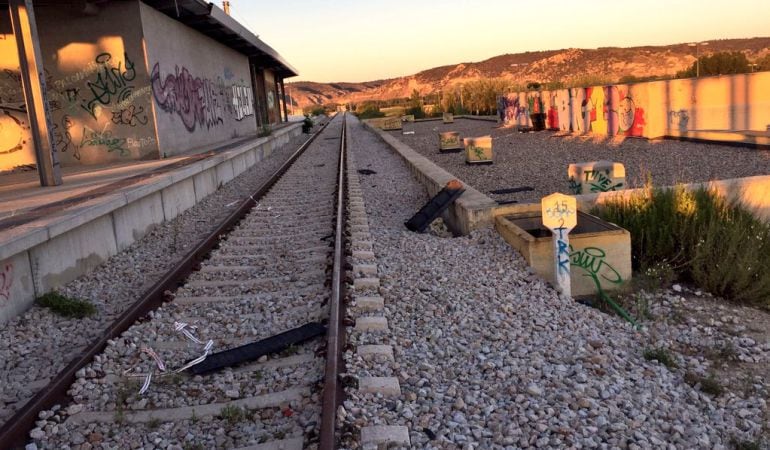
151 63 254 132
569 246 623 290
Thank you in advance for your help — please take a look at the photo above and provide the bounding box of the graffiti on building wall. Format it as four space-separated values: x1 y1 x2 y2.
150 63 254 132
111 105 148 127
52 114 76 159
0 262 12 303
79 124 129 156
0 103 29 155
80 52 137 120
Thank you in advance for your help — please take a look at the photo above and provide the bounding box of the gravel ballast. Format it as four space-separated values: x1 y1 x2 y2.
342 115 767 449
0 124 323 427
388 119 770 204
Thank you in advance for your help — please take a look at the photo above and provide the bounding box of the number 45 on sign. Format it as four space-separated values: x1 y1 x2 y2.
541 193 577 297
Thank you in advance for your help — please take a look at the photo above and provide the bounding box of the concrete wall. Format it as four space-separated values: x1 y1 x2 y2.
34 1 159 166
140 3 256 157
500 71 770 139
0 8 36 170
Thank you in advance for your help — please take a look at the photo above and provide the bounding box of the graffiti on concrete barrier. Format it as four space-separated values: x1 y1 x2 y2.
0 103 29 155
669 109 690 132
79 124 129 156
80 53 137 119
111 105 148 127
151 63 254 132
570 246 622 289
498 93 527 125
0 262 12 303
584 169 624 193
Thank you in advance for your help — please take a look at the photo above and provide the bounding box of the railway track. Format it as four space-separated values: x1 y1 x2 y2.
3 114 348 449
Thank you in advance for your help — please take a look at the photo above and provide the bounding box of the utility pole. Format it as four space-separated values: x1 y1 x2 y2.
9 0 62 186
688 41 709 77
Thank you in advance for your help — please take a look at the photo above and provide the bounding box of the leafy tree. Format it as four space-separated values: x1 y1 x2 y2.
405 89 426 119
755 54 770 72
676 51 750 78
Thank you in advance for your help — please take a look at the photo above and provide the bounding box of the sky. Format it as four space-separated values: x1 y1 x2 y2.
230 0 770 83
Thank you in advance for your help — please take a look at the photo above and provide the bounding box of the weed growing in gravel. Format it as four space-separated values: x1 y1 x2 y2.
219 405 244 425
593 186 770 307
643 347 677 369
253 370 263 382
731 438 763 450
147 418 161 430
36 292 96 318
685 372 724 396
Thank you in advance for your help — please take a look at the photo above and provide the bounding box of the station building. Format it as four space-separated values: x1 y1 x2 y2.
0 0 297 173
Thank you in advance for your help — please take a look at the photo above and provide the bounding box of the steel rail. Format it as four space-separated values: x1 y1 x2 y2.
319 112 347 450
0 116 337 449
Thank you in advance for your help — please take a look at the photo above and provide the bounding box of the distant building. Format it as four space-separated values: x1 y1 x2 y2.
0 0 297 172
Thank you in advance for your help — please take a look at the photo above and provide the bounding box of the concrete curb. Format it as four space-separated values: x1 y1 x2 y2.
0 124 303 324
362 121 497 235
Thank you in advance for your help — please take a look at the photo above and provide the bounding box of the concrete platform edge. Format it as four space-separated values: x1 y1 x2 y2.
0 123 302 324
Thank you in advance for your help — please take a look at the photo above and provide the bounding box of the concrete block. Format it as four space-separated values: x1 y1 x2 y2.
568 160 626 195
29 214 118 293
359 377 401 396
353 264 378 275
354 296 384 311
0 251 36 324
360 425 410 447
161 177 196 220
215 160 235 186
355 316 388 332
357 344 394 361
353 277 380 290
232 153 248 176
0 224 49 262
352 250 375 260
193 169 217 202
495 208 631 296
244 148 257 167
46 193 126 239
113 192 165 251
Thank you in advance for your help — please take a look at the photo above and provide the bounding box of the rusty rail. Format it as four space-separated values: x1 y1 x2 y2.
319 112 347 449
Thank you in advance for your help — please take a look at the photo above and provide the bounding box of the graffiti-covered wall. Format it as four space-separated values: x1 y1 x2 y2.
34 1 158 166
1 9 36 170
140 3 256 157
500 72 770 139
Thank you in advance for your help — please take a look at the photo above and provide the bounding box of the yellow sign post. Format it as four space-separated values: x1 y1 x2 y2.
541 193 577 297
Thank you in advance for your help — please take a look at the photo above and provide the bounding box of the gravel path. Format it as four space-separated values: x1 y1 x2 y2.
0 122 325 427
342 115 766 449
389 119 770 204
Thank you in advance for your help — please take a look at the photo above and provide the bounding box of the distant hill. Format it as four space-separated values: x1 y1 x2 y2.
287 37 770 110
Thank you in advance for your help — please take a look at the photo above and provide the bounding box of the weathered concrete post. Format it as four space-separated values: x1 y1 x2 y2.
8 0 62 186
541 193 577 297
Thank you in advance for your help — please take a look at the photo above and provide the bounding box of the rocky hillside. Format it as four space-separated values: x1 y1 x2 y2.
288 37 770 110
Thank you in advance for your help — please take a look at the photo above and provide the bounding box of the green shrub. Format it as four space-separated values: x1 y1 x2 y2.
643 347 677 369
36 292 96 318
405 105 426 119
354 105 385 119
593 186 770 307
